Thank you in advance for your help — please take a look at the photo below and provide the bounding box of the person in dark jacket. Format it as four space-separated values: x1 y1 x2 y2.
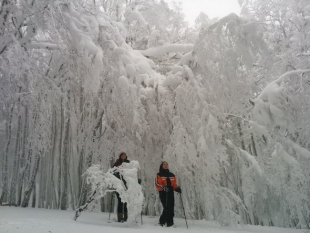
155 161 181 227
113 152 130 222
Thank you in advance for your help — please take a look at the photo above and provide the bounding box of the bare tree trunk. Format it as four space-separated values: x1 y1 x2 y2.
60 110 70 210
251 134 258 157
32 182 36 208
0 103 14 205
77 87 86 207
17 105 28 206
68 126 75 210
77 148 86 206
57 98 64 209
20 103 40 207
9 87 23 206
9 114 22 206
25 141 32 182
21 154 41 207
44 108 55 209
24 105 39 194
38 153 47 208
49 108 58 209
237 122 245 150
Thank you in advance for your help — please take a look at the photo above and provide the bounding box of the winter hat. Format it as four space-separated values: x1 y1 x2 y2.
159 161 169 173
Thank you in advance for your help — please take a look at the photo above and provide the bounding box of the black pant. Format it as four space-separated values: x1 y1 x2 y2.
115 193 127 214
159 190 175 226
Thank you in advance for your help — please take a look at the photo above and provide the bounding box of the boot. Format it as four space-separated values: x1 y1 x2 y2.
124 212 128 222
117 213 123 222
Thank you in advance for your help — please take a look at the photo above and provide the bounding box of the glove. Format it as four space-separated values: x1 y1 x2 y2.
113 172 120 179
163 187 169 192
175 187 182 193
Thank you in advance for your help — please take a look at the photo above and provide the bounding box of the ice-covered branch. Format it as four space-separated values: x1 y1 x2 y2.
62 5 104 92
124 8 148 26
226 113 249 122
298 53 310 57
226 139 263 176
84 161 143 224
286 139 310 159
139 44 193 58
255 69 310 102
28 43 61 50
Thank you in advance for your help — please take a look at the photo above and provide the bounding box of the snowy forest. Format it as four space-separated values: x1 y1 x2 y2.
0 0 310 229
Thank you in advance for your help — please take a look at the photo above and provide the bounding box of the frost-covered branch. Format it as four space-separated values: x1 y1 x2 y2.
255 69 310 102
84 161 143 224
139 44 193 58
226 139 263 176
28 43 62 50
124 6 148 27
226 114 249 122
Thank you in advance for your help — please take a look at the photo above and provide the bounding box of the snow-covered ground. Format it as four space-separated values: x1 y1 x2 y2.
0 206 305 233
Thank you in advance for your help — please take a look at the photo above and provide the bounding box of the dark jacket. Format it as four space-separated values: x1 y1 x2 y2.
113 154 130 180
113 153 130 168
113 158 130 168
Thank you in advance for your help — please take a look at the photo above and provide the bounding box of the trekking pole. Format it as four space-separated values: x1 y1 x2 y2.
141 210 143 225
108 192 114 222
179 193 188 229
140 177 143 225
122 202 125 222
140 198 143 225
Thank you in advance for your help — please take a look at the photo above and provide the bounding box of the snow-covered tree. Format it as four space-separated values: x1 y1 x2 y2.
84 161 143 224
1 0 310 230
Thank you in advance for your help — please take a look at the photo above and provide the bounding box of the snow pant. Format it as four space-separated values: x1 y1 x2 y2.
116 192 127 221
159 190 175 226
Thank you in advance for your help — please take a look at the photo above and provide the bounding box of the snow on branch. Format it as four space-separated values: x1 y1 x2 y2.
217 187 247 226
226 139 263 176
125 8 148 27
255 69 310 102
239 149 263 176
251 69 310 132
62 5 104 92
139 44 193 58
249 121 269 137
84 161 143 224
64 11 103 71
28 43 61 50
250 69 310 160
286 139 310 159
298 53 310 57
273 143 299 165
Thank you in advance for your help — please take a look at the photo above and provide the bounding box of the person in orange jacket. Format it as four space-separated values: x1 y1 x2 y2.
155 161 181 227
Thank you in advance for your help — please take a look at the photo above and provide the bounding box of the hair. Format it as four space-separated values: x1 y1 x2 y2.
159 161 168 172
119 152 127 161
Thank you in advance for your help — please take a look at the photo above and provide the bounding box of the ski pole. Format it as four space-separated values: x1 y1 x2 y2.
122 201 125 222
166 191 168 207
179 193 188 229
140 198 143 225
108 192 114 221
141 210 143 225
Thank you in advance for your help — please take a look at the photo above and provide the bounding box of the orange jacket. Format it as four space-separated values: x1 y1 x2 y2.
155 172 179 191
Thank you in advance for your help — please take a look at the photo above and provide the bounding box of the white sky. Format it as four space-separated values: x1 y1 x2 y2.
166 0 241 25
